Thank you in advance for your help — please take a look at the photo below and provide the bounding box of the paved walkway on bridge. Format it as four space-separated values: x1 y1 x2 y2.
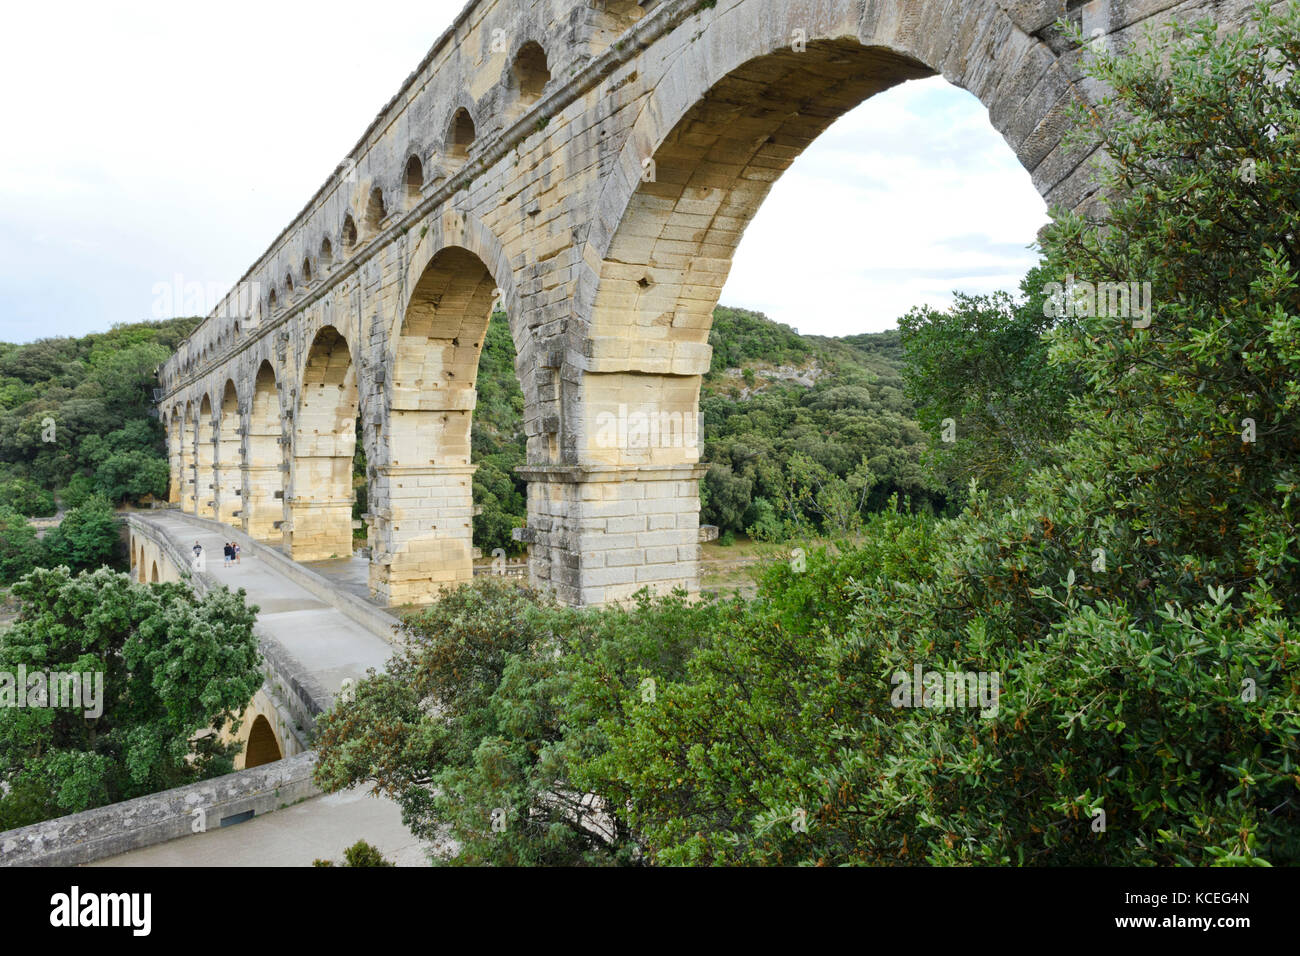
146 512 395 697
95 512 434 866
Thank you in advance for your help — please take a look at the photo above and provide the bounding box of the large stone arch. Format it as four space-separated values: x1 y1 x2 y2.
242 714 283 769
530 0 1093 605
584 0 1088 283
197 395 216 519
246 360 285 541
216 380 242 524
287 326 359 561
368 216 528 606
181 401 196 513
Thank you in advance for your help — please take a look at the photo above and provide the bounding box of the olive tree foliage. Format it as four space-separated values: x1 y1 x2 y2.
312 579 721 866
0 568 263 829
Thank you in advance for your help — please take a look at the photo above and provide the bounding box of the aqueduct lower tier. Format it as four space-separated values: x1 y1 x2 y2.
157 0 1262 608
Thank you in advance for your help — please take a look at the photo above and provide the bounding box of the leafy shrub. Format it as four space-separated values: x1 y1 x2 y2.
0 567 262 826
0 507 46 584
44 495 121 572
0 477 57 517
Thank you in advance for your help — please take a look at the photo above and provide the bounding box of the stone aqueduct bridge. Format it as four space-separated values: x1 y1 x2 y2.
157 0 1253 608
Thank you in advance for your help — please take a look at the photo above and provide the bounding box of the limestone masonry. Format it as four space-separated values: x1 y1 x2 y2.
156 0 1267 607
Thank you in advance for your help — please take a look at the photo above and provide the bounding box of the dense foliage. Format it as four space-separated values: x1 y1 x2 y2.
313 840 396 867
471 315 528 558
0 317 197 508
466 303 945 551
0 496 127 585
0 567 263 829
700 309 945 536
899 266 1082 503
313 577 722 865
316 6 1300 867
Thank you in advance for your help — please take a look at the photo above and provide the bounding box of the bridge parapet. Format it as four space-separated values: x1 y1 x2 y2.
0 752 320 867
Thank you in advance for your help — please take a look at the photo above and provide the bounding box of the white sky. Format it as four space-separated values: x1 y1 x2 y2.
0 0 1048 345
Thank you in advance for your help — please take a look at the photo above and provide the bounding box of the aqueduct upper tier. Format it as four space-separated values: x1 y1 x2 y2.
157 0 1261 608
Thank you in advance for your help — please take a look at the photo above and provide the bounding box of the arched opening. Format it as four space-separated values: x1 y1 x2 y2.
302 257 313 284
150 561 159 584
167 412 182 505
181 402 196 513
364 188 386 235
589 41 936 408
574 35 1047 605
285 272 295 295
243 714 282 769
320 237 334 270
137 544 146 583
447 109 476 164
511 42 551 106
342 215 357 252
405 155 424 206
373 246 522 606
269 288 278 312
289 326 359 561
217 381 242 524
197 395 216 518
246 361 285 541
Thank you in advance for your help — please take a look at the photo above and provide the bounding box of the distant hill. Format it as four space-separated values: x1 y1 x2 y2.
694 307 940 538
0 307 940 555
0 317 199 515
472 305 940 551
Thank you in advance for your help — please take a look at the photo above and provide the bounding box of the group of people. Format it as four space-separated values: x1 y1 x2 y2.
190 541 242 567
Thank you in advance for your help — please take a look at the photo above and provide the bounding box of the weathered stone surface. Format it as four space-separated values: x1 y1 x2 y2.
155 0 1258 607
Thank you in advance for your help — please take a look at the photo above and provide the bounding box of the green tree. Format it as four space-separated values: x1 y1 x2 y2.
0 318 194 501
472 455 525 557
93 451 169 504
0 477 57 517
0 567 262 828
44 496 121 572
57 474 96 510
312 840 396 867
470 314 527 557
899 266 1081 504
313 579 718 866
0 507 47 584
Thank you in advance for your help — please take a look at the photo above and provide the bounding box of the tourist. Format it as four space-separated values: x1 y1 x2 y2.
223 542 233 566
234 542 241 565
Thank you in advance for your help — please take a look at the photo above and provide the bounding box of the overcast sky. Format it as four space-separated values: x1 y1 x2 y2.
0 0 1048 345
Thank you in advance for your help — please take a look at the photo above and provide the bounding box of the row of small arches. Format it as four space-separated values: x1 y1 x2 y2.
267 40 555 313
175 41 552 378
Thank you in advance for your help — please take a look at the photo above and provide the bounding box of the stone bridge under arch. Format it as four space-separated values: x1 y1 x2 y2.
157 0 1259 608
